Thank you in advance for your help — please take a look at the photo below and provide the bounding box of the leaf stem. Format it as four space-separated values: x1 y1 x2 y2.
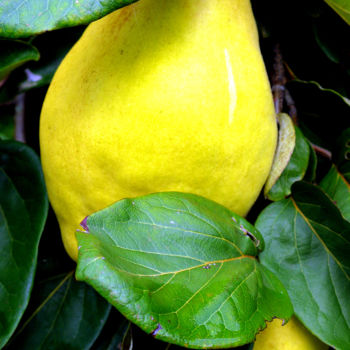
271 43 286 115
310 142 332 160
284 88 298 125
14 93 26 143
271 43 300 126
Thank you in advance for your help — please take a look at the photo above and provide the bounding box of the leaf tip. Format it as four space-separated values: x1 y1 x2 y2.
80 216 89 232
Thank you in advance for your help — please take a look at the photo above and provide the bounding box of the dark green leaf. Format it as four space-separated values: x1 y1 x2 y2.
335 128 350 168
256 181 350 349
324 0 350 25
92 317 132 350
320 165 350 221
0 0 138 39
0 40 39 80
303 140 317 182
312 5 350 73
7 272 111 350
265 127 310 201
0 105 15 140
0 140 48 348
336 129 350 187
0 76 18 104
76 192 293 349
341 162 350 183
287 80 350 150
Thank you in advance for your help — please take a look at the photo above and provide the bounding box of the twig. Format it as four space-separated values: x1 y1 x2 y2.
271 43 286 115
271 44 300 126
310 142 332 160
284 88 298 125
14 93 26 143
0 76 8 89
271 44 331 160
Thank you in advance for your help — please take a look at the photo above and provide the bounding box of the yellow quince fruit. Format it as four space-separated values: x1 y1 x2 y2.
254 317 329 350
40 0 277 261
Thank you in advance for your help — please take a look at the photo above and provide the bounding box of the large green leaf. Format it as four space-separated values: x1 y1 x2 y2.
0 140 48 348
256 181 350 349
0 0 138 39
76 192 293 349
7 272 111 349
324 0 350 25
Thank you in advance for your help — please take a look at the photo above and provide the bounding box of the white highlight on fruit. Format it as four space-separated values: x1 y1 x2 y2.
224 48 237 124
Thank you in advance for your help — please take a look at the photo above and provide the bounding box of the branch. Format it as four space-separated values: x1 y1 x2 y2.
14 93 26 143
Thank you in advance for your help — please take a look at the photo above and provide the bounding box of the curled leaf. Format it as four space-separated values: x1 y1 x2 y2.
265 114 310 201
264 113 296 196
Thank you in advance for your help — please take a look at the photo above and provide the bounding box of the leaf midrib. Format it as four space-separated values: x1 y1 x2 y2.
292 198 350 281
81 242 254 278
100 219 244 258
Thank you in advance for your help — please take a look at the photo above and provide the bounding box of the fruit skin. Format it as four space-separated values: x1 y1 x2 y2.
253 317 329 350
40 0 277 261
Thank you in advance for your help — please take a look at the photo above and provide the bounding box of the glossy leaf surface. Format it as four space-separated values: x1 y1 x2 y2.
256 181 350 349
0 0 138 38
7 272 111 349
320 165 350 221
0 141 48 348
76 192 293 349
